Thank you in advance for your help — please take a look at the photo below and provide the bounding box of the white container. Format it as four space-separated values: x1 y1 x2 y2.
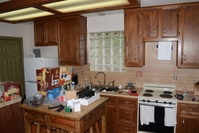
78 93 100 106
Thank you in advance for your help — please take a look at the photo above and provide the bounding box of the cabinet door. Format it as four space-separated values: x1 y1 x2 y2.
58 16 79 65
0 102 24 133
177 116 199 133
106 104 117 133
160 7 179 38
58 16 87 66
34 21 45 46
178 3 199 68
34 19 58 46
104 96 117 133
124 9 145 67
45 19 58 46
140 8 159 39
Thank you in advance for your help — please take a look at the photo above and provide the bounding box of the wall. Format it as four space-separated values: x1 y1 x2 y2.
0 22 58 58
74 13 199 92
1 13 199 92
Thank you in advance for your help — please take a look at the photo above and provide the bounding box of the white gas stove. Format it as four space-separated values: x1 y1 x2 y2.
138 83 177 107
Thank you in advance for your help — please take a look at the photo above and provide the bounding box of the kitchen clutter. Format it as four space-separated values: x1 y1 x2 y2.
24 65 100 113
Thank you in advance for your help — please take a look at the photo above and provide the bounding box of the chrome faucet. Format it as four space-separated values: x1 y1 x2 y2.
95 71 106 86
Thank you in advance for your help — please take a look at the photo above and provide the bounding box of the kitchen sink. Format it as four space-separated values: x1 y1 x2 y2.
91 85 119 93
100 87 119 93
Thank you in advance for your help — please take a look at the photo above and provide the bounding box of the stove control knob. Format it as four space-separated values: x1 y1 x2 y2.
169 102 172 104
155 100 158 103
147 100 150 103
143 99 146 102
164 101 167 104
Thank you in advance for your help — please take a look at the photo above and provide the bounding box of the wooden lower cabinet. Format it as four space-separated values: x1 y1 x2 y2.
0 102 24 133
176 102 199 133
103 95 138 133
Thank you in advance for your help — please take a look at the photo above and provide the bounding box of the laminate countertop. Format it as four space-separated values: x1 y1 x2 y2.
99 88 199 105
0 97 21 108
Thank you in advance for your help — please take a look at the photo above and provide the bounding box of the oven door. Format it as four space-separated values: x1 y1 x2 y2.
138 104 175 133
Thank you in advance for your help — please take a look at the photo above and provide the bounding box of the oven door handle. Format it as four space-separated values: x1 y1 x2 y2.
139 103 176 108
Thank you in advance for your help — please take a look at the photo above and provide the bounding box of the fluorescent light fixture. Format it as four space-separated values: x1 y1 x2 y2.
44 0 130 13
0 7 53 21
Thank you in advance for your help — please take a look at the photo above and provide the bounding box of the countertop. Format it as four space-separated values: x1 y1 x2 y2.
19 97 109 121
99 87 199 104
0 97 21 108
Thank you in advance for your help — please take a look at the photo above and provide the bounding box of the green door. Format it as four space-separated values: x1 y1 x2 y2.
0 36 25 98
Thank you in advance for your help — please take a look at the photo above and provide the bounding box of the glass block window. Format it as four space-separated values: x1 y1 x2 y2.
89 31 126 72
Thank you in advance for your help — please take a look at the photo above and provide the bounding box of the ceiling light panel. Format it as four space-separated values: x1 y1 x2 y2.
44 0 130 13
0 7 53 21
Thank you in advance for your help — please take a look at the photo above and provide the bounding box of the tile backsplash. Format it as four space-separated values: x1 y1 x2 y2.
74 42 199 92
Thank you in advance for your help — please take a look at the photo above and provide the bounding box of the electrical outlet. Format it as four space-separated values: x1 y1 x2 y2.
136 71 142 77
174 75 178 80
173 67 178 74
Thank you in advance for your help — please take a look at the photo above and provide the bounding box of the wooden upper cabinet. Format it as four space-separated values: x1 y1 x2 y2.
140 8 159 39
124 9 145 67
58 15 87 66
140 6 179 41
160 6 179 38
34 19 58 46
177 3 199 68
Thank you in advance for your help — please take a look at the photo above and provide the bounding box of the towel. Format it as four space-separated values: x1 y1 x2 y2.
140 105 155 125
158 42 172 60
164 107 177 127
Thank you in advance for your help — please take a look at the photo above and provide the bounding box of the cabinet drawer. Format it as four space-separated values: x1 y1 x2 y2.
103 96 116 105
179 103 199 115
50 116 76 127
117 97 137 108
117 107 136 124
25 111 45 123
117 123 136 133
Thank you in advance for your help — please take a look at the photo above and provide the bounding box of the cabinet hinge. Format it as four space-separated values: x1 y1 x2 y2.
178 32 180 36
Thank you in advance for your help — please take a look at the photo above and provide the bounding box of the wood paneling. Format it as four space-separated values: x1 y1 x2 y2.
74 42 199 92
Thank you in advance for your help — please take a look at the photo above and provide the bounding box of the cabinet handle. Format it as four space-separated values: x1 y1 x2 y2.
134 54 137 61
122 101 130 104
154 28 156 35
163 28 166 35
182 119 184 126
122 127 130 130
122 111 130 113
187 108 197 111
184 55 186 61
32 114 38 119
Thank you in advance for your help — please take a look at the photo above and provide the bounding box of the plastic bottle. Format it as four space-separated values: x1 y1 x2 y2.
71 81 75 90
85 77 88 87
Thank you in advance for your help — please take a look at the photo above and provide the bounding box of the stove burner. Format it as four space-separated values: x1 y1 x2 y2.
160 94 173 98
143 93 153 97
163 91 172 95
145 89 154 93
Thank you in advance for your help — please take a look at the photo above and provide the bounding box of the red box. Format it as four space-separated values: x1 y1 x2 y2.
41 67 60 90
0 82 20 102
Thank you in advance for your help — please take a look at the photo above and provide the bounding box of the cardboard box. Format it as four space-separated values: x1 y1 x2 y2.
41 67 60 90
59 66 74 85
0 82 20 102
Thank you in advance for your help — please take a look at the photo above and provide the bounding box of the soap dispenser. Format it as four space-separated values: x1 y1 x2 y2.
125 82 136 93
